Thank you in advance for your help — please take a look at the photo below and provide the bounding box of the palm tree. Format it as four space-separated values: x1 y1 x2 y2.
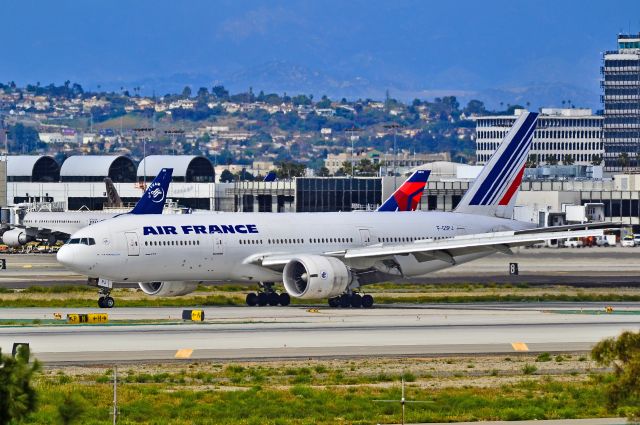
618 152 630 171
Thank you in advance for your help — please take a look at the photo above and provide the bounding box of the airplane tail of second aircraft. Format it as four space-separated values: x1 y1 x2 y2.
454 111 538 219
377 169 430 212
130 168 173 215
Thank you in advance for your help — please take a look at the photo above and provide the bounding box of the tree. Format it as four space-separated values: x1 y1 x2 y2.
618 152 630 170
317 166 330 177
546 154 558 165
211 85 229 100
0 345 40 425
463 99 486 116
181 86 192 99
316 95 331 109
57 392 87 425
525 154 538 168
236 168 254 181
196 87 209 100
592 331 640 421
219 169 235 183
276 161 306 178
9 123 41 154
591 154 603 166
562 154 575 165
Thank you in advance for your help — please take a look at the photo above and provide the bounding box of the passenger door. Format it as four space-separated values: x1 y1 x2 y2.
358 228 372 246
125 232 140 256
213 235 223 255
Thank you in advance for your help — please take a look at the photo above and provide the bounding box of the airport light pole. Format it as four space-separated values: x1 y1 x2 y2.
133 127 154 188
345 127 363 176
164 129 184 156
384 123 402 191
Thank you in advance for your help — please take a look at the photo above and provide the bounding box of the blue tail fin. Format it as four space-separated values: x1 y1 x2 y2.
377 170 430 212
263 171 277 182
130 168 173 215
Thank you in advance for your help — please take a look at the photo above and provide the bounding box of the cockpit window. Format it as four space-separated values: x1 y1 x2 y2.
66 238 96 246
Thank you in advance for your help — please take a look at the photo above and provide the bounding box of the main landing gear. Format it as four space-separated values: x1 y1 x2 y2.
328 293 374 309
245 282 291 307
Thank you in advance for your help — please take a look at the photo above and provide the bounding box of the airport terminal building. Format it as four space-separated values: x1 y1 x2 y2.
5 154 640 225
475 108 603 166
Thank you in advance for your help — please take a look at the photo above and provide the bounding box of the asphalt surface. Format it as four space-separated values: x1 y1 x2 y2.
2 247 640 288
1 303 639 364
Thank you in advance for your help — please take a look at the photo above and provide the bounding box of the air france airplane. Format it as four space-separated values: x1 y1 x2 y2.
57 112 604 309
2 169 173 247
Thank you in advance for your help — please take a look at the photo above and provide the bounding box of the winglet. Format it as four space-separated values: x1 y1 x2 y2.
377 169 430 212
130 168 173 215
263 171 277 182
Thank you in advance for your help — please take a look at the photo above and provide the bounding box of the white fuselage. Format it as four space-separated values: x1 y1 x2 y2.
22 211 120 237
58 211 535 284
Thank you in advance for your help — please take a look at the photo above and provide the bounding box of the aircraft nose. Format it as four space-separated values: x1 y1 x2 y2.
56 246 74 268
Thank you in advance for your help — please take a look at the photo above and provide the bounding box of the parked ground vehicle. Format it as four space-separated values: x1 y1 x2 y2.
622 235 635 247
596 235 617 247
563 237 584 248
634 234 640 246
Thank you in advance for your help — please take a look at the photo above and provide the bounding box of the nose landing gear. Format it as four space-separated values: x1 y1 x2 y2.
245 282 291 307
89 277 116 309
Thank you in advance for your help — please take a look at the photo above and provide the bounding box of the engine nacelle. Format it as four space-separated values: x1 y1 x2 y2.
138 281 199 297
2 229 33 247
283 255 351 299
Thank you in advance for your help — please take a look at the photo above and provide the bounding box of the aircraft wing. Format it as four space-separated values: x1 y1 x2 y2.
341 228 605 262
247 227 605 272
514 222 621 235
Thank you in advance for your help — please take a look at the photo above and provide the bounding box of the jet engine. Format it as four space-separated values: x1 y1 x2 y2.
2 229 33 247
283 255 351 299
138 281 199 297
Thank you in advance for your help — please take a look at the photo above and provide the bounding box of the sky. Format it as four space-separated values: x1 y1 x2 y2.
2 0 639 108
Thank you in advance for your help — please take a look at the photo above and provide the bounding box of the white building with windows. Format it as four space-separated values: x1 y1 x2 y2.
475 108 603 166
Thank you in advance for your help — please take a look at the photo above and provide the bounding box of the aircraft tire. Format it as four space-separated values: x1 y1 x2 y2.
246 293 258 307
267 292 280 306
257 292 268 307
328 297 340 308
279 292 291 306
339 294 351 308
350 293 362 308
104 297 115 309
362 294 374 308
98 297 105 308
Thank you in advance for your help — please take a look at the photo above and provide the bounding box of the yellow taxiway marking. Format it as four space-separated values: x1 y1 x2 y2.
175 349 193 359
511 342 529 352
22 265 33 268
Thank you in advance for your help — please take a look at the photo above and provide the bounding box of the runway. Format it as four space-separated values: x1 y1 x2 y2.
1 303 639 364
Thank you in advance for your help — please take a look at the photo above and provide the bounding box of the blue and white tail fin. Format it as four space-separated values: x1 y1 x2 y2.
454 111 538 219
130 168 173 215
263 171 277 182
377 170 430 212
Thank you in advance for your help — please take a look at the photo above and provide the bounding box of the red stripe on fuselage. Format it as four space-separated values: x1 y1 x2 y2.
498 166 525 206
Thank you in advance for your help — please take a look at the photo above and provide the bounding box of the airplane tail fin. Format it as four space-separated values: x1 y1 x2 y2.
377 169 430 212
454 111 538 219
263 171 277 182
130 168 173 215
103 178 123 208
